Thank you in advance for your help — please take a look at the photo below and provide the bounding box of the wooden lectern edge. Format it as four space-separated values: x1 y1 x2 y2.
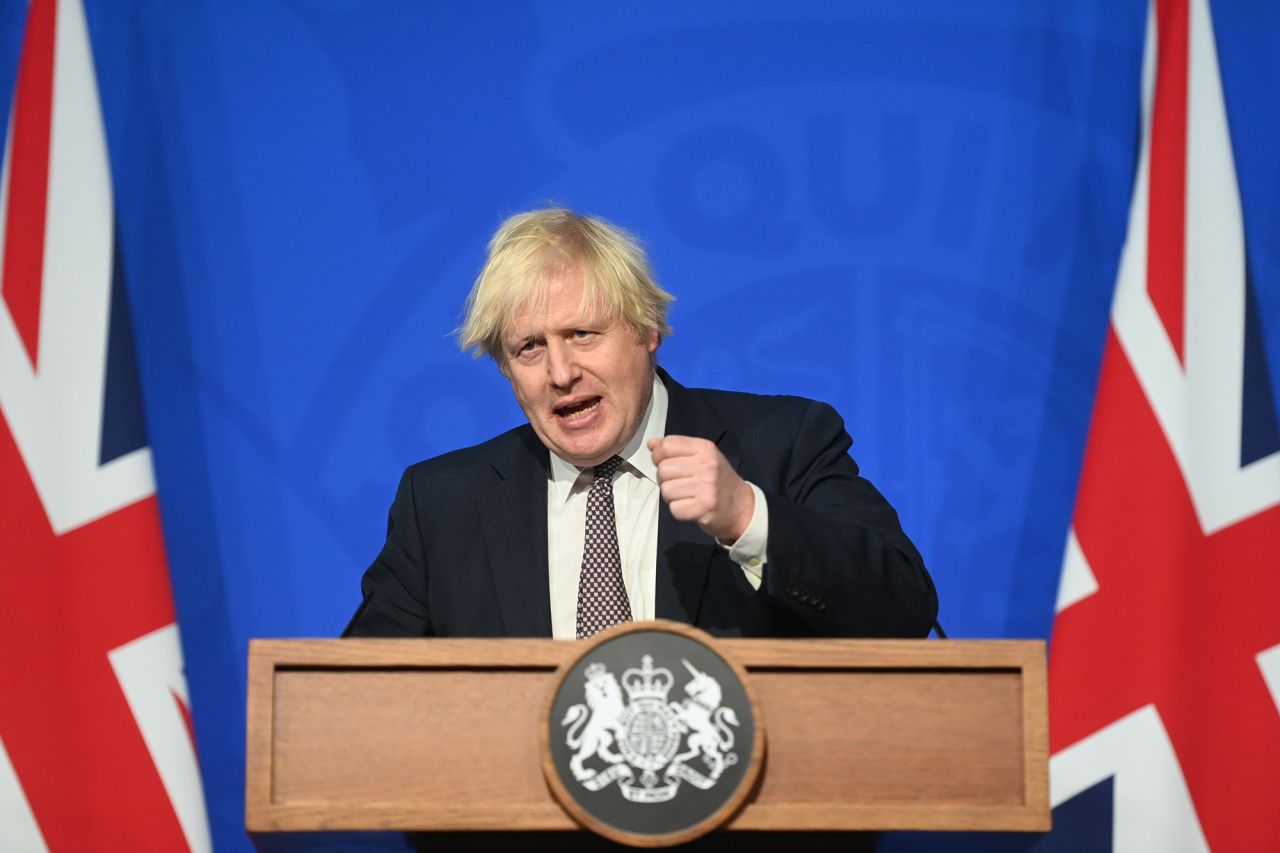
247 802 575 833
729 802 1051 832
1019 644 1051 822
249 636 1044 670
244 645 278 831
247 801 1050 834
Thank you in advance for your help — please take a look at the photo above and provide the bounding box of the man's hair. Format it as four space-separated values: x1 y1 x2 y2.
458 208 674 369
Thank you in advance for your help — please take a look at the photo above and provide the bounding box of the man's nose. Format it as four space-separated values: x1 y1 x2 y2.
546 340 580 389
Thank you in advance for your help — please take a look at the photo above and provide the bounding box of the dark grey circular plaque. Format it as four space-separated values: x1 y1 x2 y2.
542 620 764 847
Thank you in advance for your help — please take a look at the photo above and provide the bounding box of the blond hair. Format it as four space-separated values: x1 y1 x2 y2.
458 208 674 368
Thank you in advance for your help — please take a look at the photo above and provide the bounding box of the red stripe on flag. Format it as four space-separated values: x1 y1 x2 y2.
1146 0 1189 364
1 0 57 369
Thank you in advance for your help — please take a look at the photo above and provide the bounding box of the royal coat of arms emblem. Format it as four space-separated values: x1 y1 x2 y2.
543 622 762 845
560 654 741 803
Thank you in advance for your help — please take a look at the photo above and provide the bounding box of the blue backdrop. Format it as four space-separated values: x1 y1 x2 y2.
4 1 1278 849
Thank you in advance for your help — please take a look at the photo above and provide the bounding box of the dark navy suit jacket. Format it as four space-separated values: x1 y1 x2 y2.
344 369 936 639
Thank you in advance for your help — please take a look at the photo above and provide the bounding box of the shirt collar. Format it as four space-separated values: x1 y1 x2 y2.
548 372 669 503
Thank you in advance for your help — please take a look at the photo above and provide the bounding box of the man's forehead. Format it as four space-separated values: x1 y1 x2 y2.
505 298 608 339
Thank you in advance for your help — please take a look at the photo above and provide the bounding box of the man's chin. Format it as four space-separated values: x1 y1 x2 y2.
530 415 627 466
547 436 618 468
560 450 613 467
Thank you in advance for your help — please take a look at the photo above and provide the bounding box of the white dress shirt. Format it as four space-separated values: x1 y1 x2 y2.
547 373 769 639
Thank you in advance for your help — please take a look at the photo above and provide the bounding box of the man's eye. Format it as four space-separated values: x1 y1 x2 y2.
573 330 593 339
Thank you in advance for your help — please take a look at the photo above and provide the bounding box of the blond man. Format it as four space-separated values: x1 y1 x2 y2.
346 209 935 639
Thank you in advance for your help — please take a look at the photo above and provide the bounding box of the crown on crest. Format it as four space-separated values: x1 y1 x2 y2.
622 655 673 701
584 661 608 680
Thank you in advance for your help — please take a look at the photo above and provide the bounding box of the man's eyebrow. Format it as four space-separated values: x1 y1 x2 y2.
507 330 545 346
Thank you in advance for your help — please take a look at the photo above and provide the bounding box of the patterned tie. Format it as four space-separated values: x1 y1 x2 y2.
575 456 632 639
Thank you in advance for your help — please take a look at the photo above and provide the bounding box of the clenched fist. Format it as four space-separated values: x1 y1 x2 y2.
648 435 755 543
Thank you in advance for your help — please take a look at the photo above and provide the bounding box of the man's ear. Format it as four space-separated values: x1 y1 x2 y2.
645 328 660 356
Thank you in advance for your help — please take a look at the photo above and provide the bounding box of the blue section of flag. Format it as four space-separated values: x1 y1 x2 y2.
1028 778 1115 853
1241 256 1280 466
99 227 148 466
0 1 24 148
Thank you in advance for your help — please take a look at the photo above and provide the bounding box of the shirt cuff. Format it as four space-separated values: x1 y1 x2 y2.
722 482 767 590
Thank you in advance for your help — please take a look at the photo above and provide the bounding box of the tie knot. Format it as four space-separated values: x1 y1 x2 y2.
593 456 624 483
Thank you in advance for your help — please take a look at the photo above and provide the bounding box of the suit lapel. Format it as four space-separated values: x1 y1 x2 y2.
481 427 553 637
654 369 737 625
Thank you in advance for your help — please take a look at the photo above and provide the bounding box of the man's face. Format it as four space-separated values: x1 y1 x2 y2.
503 267 659 467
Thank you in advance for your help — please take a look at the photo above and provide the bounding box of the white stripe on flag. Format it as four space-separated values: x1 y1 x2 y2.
1054 527 1098 614
109 624 213 853
1050 705 1208 852
0 735 48 853
1259 644 1280 716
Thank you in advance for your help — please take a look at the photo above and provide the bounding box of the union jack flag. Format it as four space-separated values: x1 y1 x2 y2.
0 0 209 849
1049 0 1280 850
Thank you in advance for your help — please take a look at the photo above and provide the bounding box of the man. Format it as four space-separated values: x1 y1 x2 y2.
345 208 936 639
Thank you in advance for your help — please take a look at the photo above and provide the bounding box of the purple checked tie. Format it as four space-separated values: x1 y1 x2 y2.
575 456 632 639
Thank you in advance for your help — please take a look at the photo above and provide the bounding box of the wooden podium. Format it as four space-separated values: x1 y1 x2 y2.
245 634 1048 847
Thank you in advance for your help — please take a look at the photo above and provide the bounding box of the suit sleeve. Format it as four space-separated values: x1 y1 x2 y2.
757 400 937 637
342 468 434 637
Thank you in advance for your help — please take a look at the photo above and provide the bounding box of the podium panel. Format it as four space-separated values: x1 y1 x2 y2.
246 637 1047 837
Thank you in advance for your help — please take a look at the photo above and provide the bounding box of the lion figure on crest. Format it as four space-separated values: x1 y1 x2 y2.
561 663 627 781
671 660 739 780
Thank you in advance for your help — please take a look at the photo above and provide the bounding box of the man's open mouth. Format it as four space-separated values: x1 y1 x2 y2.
555 397 601 420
